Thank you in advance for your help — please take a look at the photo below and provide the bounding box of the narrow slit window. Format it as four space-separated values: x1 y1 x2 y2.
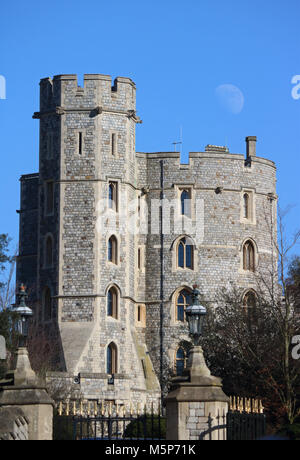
108 236 118 264
107 287 118 319
137 248 141 270
107 342 117 374
111 133 116 156
243 193 249 219
137 305 141 322
79 132 82 155
109 182 118 211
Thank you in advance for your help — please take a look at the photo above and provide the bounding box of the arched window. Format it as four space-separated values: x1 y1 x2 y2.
243 290 257 309
180 189 191 216
107 342 117 374
242 290 258 324
243 240 255 272
107 286 118 319
175 347 186 376
45 235 53 268
243 193 249 219
177 237 194 269
108 236 118 264
176 289 192 322
43 287 52 321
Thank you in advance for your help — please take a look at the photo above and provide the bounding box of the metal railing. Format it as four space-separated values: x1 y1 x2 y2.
54 400 166 441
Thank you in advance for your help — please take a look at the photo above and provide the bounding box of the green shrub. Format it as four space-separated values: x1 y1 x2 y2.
53 415 74 441
277 423 300 440
124 414 166 439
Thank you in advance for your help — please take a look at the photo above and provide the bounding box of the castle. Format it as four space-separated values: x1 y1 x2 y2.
16 74 277 407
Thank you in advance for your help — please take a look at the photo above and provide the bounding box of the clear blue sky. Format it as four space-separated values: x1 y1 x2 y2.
0 0 299 256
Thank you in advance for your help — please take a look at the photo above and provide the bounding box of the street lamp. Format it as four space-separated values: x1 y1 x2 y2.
185 285 211 380
185 285 207 346
14 284 33 347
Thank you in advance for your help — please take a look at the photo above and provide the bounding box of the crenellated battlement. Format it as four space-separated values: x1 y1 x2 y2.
37 74 137 116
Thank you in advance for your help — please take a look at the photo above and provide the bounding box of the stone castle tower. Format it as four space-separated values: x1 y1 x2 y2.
16 74 277 406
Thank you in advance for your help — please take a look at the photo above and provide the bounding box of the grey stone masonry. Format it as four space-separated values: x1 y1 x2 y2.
17 73 277 408
0 407 29 440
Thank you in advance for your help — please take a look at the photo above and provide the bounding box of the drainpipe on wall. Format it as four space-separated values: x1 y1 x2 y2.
160 160 165 404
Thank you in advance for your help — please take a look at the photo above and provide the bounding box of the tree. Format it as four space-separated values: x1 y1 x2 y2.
0 234 12 283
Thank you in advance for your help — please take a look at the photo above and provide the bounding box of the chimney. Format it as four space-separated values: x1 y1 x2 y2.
246 136 257 158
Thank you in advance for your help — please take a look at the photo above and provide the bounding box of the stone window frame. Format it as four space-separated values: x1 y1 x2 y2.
135 304 146 327
176 236 194 271
240 188 256 225
44 233 54 269
108 180 119 213
172 286 193 324
171 235 197 272
168 340 192 375
110 131 119 157
241 289 259 323
45 180 54 216
137 245 145 273
242 289 258 311
106 284 120 320
174 184 195 220
106 342 118 375
72 128 85 156
107 234 119 265
239 238 258 274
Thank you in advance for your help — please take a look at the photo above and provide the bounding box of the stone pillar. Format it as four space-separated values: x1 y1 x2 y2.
165 346 229 441
0 348 55 440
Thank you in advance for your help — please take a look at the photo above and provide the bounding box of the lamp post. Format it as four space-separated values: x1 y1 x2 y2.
185 285 207 346
14 284 33 347
185 285 210 379
166 285 229 441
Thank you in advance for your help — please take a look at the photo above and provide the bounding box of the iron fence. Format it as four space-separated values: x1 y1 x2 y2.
53 397 266 441
198 397 266 441
53 400 166 441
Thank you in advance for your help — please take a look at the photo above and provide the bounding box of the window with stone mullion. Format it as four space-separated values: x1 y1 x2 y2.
177 238 193 269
